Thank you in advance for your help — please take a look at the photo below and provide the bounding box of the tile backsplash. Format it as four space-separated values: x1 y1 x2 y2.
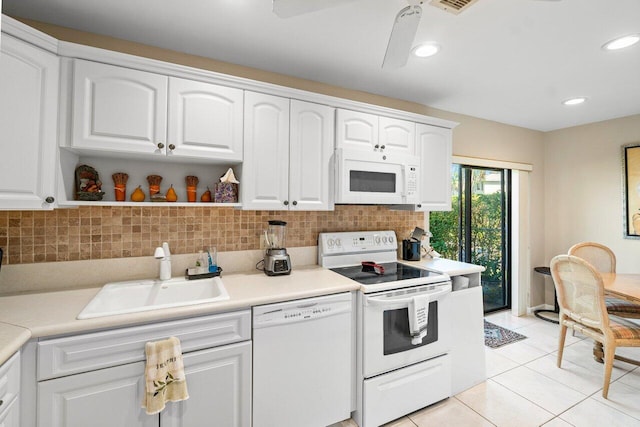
0 205 423 265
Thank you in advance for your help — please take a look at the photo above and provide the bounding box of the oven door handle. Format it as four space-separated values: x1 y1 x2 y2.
365 288 450 307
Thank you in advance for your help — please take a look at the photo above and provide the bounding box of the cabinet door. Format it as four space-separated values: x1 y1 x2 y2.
167 77 243 161
0 396 20 427
416 124 452 211
242 92 290 210
37 361 156 427
71 59 168 155
379 117 415 154
289 100 334 211
335 109 378 151
161 342 251 427
0 35 58 210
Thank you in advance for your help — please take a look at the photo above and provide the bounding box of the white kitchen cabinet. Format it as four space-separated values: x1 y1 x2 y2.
242 91 290 210
288 100 334 210
336 109 378 152
69 60 243 162
336 109 415 155
415 124 452 211
0 34 59 210
379 116 415 154
37 361 155 427
162 342 252 427
35 310 251 427
70 59 168 155
243 96 334 211
0 351 20 427
167 77 243 161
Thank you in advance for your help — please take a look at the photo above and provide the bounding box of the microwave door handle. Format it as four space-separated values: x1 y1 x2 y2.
365 287 451 307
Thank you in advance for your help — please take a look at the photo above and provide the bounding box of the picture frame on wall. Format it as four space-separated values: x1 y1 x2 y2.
623 143 640 239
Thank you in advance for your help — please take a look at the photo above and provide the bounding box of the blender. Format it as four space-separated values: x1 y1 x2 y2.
263 220 291 276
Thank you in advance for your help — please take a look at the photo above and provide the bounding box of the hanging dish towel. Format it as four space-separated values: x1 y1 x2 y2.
142 336 189 415
408 296 430 345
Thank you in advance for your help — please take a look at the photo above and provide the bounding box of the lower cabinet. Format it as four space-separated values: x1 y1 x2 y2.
37 342 251 427
161 342 251 427
35 311 252 427
0 351 20 427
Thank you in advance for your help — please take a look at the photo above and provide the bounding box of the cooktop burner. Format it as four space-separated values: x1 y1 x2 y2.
330 262 439 286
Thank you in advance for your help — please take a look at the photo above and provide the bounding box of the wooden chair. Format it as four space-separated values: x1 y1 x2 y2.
551 255 640 398
568 242 640 319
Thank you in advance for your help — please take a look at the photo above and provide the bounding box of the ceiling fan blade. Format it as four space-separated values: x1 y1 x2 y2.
382 5 422 69
272 0 358 18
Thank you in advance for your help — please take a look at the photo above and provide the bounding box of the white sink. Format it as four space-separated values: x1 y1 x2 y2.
77 277 230 319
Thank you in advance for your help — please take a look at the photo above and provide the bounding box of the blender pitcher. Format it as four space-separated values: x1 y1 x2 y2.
265 220 287 249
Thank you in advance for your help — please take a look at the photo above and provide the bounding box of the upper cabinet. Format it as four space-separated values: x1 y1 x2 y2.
415 124 453 211
0 35 59 210
242 92 290 210
288 100 335 211
167 77 243 161
336 109 415 155
70 59 168 155
379 117 415 154
68 60 243 162
242 94 334 211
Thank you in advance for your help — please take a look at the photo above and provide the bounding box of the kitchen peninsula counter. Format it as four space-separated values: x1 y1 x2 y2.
0 266 359 364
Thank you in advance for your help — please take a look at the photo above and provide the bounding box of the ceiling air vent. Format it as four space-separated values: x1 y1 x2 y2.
429 0 481 14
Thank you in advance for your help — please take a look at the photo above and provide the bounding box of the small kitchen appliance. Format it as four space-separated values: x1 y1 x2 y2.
319 230 452 427
262 220 291 276
401 239 422 261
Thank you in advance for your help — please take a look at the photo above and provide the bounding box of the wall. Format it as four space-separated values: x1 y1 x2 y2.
4 18 549 307
544 114 640 272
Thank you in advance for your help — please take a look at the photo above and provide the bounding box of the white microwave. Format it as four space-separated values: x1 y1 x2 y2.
335 148 420 204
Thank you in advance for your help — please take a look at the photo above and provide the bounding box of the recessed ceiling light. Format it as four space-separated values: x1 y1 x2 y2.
562 97 587 106
602 34 640 51
412 43 440 58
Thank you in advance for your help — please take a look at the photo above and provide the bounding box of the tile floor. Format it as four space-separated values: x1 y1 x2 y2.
335 310 640 427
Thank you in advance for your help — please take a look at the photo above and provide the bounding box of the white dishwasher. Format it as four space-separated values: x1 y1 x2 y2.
252 292 353 427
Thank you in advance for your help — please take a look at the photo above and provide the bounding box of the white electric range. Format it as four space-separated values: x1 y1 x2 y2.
319 231 453 427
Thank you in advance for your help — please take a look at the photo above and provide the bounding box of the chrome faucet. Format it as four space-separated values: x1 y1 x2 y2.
154 242 172 281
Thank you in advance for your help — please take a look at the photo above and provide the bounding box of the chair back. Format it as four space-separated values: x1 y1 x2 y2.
567 241 616 273
550 255 609 331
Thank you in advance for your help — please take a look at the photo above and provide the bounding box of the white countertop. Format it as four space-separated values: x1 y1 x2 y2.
0 265 359 365
402 257 485 276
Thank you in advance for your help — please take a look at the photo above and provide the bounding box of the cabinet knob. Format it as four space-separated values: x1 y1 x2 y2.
292 201 298 206
157 143 165 149
168 144 176 151
283 200 289 206
374 144 380 150
45 196 55 204
417 204 422 208
380 145 386 150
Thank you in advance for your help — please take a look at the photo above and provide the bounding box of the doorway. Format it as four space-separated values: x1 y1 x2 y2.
430 164 511 313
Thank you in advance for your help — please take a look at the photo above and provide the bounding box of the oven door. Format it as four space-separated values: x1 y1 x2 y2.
361 283 451 378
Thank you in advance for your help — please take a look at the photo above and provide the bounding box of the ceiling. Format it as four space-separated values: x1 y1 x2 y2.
3 0 640 131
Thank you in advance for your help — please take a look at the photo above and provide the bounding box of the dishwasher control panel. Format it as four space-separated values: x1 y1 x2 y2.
252 293 352 328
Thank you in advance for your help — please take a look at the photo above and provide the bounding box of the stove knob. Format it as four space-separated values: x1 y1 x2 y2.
388 235 395 244
335 238 342 247
375 236 381 245
327 238 335 247
382 236 388 244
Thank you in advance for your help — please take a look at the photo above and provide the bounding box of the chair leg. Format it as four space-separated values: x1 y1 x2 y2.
557 324 568 368
602 343 616 399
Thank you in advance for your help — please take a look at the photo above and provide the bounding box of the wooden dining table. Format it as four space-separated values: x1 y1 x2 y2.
592 273 640 365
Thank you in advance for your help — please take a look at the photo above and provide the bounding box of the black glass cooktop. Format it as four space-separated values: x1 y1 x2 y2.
330 262 437 286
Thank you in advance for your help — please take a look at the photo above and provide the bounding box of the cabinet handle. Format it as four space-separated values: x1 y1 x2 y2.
45 196 55 204
157 143 165 149
283 200 289 206
417 204 422 208
292 201 298 206
168 144 176 151
0 399 3 407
